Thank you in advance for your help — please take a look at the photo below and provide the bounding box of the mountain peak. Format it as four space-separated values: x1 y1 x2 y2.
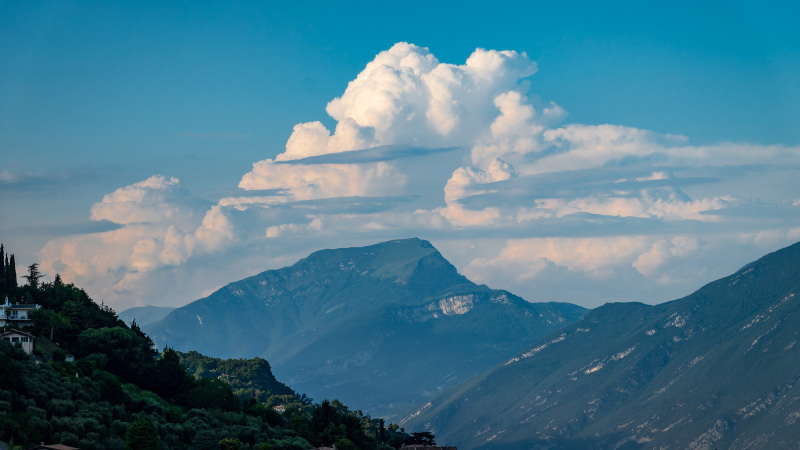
297 237 469 289
145 238 587 417
305 237 435 261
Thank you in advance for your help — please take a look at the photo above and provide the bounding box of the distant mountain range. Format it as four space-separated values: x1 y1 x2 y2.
118 305 176 326
143 238 587 417
402 241 800 449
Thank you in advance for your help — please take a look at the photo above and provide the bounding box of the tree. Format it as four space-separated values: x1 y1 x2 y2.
78 327 157 382
6 253 16 292
29 308 70 341
219 438 242 450
23 263 42 288
125 420 158 450
150 347 190 400
184 378 240 411
332 438 357 450
54 273 63 286
406 431 436 446
0 243 6 294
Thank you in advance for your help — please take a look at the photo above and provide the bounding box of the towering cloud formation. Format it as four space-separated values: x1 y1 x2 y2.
38 43 800 309
238 43 558 203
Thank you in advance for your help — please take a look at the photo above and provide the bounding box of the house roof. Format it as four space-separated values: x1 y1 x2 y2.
6 303 38 309
0 329 36 338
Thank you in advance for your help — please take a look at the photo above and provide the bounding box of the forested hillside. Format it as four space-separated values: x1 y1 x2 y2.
0 245 413 450
179 351 295 403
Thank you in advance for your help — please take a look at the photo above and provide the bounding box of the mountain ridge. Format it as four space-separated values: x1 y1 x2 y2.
146 238 477 359
118 305 177 327
144 237 587 417
403 241 800 449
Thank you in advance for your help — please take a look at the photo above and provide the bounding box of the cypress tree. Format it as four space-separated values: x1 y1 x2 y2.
7 254 17 291
0 244 6 295
2 254 7 298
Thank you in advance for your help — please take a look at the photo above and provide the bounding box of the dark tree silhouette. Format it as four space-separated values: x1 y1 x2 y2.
6 253 16 292
125 419 158 450
23 262 42 288
407 431 436 446
0 244 5 294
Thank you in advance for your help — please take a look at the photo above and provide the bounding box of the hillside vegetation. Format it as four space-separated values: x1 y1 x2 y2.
0 248 412 450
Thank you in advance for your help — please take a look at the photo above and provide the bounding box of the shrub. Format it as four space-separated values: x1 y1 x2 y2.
125 419 158 450
111 419 129 437
47 398 76 416
53 348 67 362
60 431 80 447
84 353 108 368
102 436 126 450
219 437 242 450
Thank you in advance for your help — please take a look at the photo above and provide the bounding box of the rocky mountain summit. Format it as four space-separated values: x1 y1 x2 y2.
144 238 586 417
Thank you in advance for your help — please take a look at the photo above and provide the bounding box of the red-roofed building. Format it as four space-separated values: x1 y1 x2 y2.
26 443 80 449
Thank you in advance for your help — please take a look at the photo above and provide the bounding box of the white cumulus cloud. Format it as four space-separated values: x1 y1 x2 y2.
40 176 237 305
633 237 702 277
35 42 800 310
466 237 651 282
237 42 550 204
90 175 192 225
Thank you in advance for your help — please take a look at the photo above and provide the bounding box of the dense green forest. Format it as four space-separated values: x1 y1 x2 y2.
178 351 296 404
0 245 413 449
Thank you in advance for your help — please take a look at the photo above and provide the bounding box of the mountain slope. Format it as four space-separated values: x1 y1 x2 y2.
404 241 800 449
118 305 176 326
277 291 585 417
146 239 469 358
144 238 587 417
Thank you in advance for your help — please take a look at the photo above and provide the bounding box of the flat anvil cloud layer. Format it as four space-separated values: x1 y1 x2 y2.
40 43 800 310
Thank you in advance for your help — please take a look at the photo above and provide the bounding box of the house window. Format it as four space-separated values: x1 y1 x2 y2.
11 337 19 342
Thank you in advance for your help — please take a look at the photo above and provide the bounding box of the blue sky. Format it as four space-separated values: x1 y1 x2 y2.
2 1 799 309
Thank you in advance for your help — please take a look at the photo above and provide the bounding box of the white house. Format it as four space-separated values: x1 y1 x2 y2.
0 297 39 328
0 329 35 355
